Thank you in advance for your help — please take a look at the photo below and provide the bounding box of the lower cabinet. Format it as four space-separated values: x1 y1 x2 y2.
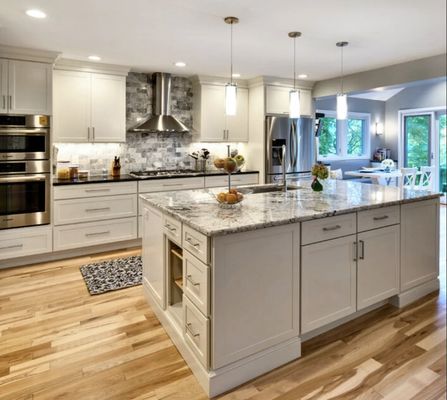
400 199 439 291
357 225 400 310
301 234 357 334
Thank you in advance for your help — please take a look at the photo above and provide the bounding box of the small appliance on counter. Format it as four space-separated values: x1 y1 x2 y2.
373 148 391 161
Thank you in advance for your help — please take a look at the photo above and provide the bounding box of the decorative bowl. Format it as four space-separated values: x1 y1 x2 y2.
215 189 244 207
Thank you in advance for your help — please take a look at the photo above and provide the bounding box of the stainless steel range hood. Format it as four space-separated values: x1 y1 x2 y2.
130 72 189 133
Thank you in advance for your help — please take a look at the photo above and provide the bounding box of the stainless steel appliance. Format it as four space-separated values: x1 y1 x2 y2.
0 160 51 229
0 114 50 161
265 116 314 183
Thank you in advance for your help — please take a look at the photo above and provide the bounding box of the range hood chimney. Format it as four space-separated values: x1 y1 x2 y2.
130 72 189 133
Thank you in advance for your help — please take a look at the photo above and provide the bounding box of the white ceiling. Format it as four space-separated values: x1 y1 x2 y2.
0 0 446 81
350 87 405 101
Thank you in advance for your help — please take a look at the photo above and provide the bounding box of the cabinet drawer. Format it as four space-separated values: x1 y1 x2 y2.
0 226 52 261
302 213 356 245
53 217 137 251
183 295 210 368
357 205 400 232
54 194 137 225
163 214 182 245
183 225 209 264
54 181 137 200
183 250 210 316
139 177 204 193
204 173 258 188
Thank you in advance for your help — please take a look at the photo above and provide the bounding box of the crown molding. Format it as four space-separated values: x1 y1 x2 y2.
0 45 61 63
55 58 130 76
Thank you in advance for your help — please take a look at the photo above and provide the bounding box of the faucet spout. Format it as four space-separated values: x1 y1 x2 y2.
282 144 287 192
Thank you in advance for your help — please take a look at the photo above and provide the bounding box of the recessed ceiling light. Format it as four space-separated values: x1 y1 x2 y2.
88 55 101 61
174 61 186 67
232 73 241 78
374 87 385 91
25 9 47 19
298 74 308 79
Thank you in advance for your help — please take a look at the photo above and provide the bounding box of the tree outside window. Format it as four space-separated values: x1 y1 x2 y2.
347 119 364 156
318 117 337 156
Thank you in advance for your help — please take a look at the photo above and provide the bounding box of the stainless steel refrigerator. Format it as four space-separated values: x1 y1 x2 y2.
265 116 315 183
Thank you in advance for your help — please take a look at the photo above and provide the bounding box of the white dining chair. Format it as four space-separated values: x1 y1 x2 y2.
400 167 418 189
416 166 435 191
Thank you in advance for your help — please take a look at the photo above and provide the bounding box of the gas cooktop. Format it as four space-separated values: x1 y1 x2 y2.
129 169 200 179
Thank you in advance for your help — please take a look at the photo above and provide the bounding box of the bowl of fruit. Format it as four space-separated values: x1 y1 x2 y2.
216 188 244 208
213 154 245 173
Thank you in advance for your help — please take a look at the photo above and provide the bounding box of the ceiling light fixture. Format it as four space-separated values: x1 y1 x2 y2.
25 9 46 19
224 16 239 116
336 41 349 120
174 61 186 67
298 74 308 79
288 31 302 119
88 55 101 61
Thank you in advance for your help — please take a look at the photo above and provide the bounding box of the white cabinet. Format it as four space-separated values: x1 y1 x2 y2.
0 59 52 115
142 204 166 309
0 226 52 261
265 85 312 117
193 83 249 142
204 173 258 188
53 70 126 143
301 234 357 334
357 225 400 310
401 199 439 291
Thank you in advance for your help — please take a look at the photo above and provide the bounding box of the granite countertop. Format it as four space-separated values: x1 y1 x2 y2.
140 179 441 237
52 170 259 185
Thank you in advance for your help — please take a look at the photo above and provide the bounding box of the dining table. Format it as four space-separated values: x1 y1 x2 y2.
344 169 403 186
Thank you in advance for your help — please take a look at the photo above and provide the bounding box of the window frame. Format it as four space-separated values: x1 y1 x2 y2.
317 109 371 161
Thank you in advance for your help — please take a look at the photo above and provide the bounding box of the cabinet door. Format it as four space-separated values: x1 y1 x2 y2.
301 234 357 334
226 87 249 142
357 225 400 310
53 70 91 142
200 84 226 142
0 59 7 113
8 60 52 115
300 89 313 117
91 74 126 142
265 85 290 115
401 199 439 291
142 205 166 309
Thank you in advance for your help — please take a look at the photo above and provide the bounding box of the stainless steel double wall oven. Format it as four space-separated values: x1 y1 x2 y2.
0 115 51 229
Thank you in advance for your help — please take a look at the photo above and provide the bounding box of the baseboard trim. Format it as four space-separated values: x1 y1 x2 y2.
390 279 440 308
143 282 301 398
0 239 142 269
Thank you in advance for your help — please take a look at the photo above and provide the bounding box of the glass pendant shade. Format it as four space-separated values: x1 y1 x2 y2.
289 89 301 118
337 93 348 120
225 83 237 116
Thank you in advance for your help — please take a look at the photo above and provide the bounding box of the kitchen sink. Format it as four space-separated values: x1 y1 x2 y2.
239 185 303 194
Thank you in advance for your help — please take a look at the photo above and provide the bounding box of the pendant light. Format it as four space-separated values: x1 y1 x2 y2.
224 16 239 116
288 32 302 118
336 41 349 120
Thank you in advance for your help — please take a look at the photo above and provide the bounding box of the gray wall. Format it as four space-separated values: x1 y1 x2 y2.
385 79 447 158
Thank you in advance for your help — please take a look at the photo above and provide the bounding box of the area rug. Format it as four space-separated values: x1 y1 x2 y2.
80 255 142 295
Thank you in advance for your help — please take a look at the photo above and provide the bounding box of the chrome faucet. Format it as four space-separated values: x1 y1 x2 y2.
281 144 287 192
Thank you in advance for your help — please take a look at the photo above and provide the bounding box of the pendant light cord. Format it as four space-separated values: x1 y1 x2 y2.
340 45 344 94
230 21 233 84
293 36 296 90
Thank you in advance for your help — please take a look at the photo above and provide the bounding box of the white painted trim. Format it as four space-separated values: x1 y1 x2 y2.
248 75 314 90
0 45 60 63
54 58 130 76
389 279 440 308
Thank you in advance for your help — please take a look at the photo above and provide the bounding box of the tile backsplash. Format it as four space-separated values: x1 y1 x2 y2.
54 72 245 174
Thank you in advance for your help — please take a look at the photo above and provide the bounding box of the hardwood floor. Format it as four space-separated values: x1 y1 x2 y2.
0 207 445 400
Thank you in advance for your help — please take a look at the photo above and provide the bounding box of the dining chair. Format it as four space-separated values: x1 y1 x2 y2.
400 167 418 189
416 166 435 191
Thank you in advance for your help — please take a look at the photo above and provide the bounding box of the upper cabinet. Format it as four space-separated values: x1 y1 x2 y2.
265 85 313 117
0 59 52 115
193 82 249 142
53 69 126 143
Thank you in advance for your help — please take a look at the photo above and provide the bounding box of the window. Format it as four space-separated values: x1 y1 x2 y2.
317 111 370 160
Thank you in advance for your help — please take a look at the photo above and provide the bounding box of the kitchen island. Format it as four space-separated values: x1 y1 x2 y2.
140 180 441 397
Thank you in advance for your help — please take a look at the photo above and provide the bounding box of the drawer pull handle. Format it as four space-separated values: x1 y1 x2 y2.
323 225 341 232
359 240 365 260
353 241 358 261
186 237 200 248
85 207 111 212
0 244 23 250
186 323 200 338
164 223 177 232
373 215 389 221
186 274 200 286
85 230 110 237
85 188 111 192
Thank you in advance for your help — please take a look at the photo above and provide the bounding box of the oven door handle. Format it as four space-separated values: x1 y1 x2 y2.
0 129 48 135
0 174 48 183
